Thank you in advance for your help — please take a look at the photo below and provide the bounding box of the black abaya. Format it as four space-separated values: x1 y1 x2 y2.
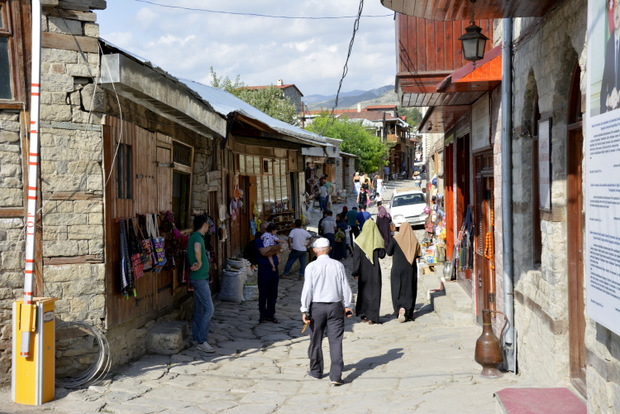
352 244 385 323
376 216 392 248
386 238 418 320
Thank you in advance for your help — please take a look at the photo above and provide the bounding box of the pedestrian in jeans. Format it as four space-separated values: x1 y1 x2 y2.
283 219 313 281
188 214 215 353
301 237 353 385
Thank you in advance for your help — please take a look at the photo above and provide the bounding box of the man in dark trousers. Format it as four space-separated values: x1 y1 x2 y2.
300 238 353 386
255 221 282 323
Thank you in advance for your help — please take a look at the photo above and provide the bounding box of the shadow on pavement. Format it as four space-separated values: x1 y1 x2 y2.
342 347 404 383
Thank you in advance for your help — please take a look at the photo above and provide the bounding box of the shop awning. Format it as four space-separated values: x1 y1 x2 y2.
381 0 558 20
419 44 502 134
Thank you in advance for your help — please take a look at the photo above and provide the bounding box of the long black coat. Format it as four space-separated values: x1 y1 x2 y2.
352 244 385 323
386 238 418 320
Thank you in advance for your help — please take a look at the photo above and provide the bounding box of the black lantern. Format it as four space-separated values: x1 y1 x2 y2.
458 0 488 63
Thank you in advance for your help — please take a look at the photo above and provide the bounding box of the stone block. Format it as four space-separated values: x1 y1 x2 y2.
84 23 99 37
41 104 72 122
48 16 82 35
0 189 23 207
41 74 74 92
146 321 188 355
0 130 20 144
67 63 94 78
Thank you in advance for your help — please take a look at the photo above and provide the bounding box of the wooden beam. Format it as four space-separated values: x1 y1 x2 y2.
44 255 103 265
41 32 98 53
45 192 101 200
0 208 24 218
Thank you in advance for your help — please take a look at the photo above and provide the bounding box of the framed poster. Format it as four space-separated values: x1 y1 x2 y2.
538 117 552 211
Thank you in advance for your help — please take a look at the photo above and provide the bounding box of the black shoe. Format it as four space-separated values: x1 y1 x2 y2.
330 379 344 386
308 371 321 380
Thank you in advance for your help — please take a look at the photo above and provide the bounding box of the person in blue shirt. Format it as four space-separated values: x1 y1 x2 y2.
356 204 371 231
255 221 283 323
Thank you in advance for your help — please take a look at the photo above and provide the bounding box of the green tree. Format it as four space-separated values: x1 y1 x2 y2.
398 106 422 129
307 113 387 173
209 67 298 126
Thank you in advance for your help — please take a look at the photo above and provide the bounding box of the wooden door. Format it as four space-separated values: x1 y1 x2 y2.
567 63 585 394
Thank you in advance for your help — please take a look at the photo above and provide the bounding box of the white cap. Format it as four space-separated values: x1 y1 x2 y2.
312 238 330 248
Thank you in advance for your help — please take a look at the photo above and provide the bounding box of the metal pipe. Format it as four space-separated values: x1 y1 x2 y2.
501 17 516 372
21 0 42 357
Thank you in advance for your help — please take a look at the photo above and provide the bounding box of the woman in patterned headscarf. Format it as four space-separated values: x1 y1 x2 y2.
352 219 385 324
386 223 422 323
375 205 393 248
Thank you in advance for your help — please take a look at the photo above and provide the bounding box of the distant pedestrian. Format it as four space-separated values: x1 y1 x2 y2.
352 220 386 324
383 165 390 182
319 183 328 212
376 205 393 248
188 214 215 353
347 206 359 239
320 210 336 258
301 237 353 385
255 221 283 323
386 223 422 322
353 171 361 196
332 213 348 260
261 223 282 272
282 219 313 281
356 204 371 231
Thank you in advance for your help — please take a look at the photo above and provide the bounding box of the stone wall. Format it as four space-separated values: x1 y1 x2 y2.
510 1 620 410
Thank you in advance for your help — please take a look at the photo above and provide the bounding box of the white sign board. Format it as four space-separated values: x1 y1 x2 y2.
471 95 490 151
586 0 620 336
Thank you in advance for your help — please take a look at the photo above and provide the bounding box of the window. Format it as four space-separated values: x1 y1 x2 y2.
0 1 13 99
116 144 133 199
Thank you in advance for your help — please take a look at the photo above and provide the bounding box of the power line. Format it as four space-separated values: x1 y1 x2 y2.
134 0 392 20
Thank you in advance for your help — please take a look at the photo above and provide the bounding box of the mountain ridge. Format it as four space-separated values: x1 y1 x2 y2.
304 85 397 111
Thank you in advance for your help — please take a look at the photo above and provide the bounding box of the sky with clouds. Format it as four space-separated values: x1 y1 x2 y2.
96 0 397 97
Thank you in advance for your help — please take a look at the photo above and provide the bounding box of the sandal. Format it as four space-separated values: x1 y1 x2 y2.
270 317 281 324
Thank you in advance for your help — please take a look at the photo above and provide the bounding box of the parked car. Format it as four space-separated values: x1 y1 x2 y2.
389 188 427 228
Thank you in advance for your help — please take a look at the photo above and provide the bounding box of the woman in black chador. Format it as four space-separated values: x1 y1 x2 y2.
386 223 422 323
352 219 385 324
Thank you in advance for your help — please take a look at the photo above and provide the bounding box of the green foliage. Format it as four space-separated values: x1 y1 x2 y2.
307 113 387 173
209 67 298 126
398 106 423 129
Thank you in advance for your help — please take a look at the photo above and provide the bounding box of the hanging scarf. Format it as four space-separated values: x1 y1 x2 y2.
377 205 391 220
393 223 422 265
354 219 384 264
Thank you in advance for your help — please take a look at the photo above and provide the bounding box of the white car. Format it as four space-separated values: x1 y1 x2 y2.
389 188 427 228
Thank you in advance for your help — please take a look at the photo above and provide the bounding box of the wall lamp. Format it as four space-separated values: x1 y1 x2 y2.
458 0 488 65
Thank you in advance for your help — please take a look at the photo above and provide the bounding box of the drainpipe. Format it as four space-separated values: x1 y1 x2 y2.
21 0 42 357
501 18 516 372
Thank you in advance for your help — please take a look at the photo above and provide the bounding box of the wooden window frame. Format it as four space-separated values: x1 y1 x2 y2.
0 0 28 106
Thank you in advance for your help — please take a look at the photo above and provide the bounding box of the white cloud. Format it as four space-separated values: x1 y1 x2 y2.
97 0 396 95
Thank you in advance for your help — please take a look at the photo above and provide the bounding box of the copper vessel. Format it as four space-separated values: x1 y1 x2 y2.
474 309 506 378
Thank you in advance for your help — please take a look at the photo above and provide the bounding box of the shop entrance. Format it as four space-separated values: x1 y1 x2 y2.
474 151 495 322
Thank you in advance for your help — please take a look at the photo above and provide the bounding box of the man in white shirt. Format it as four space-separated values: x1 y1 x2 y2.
320 210 336 258
282 219 313 281
301 238 353 386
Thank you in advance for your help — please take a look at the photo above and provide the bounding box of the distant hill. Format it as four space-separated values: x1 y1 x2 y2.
304 85 396 110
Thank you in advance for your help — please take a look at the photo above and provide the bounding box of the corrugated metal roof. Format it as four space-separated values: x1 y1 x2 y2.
182 79 328 147
99 38 328 148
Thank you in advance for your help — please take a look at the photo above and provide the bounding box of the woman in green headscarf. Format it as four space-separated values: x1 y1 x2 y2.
352 219 385 324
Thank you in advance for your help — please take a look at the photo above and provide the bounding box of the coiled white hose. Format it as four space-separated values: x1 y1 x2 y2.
55 321 111 389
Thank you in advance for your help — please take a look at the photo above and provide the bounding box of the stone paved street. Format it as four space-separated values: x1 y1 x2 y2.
0 179 535 414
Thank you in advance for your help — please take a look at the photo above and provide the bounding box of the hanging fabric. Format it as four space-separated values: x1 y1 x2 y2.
149 213 167 272
127 218 144 279
138 215 155 272
119 220 135 297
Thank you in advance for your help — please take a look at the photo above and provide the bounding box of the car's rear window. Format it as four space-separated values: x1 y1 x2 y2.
392 194 425 207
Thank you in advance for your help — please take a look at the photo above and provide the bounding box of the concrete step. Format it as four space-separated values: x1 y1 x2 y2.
419 264 474 326
146 321 188 355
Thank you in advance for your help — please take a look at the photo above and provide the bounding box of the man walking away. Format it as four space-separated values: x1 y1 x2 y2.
301 238 353 385
188 214 215 353
283 219 313 281
320 210 336 258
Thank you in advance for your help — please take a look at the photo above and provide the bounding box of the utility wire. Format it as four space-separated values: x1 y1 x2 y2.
319 0 365 137
134 0 391 20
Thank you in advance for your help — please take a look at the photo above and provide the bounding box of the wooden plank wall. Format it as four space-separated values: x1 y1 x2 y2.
397 15 495 74
103 116 177 328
